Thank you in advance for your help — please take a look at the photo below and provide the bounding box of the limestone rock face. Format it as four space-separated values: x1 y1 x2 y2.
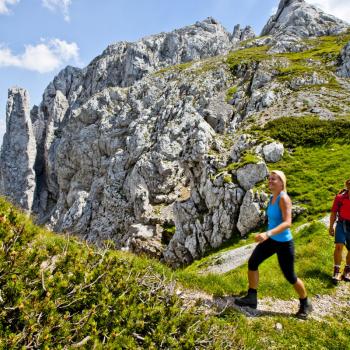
262 0 348 38
237 190 268 236
29 18 249 219
232 24 256 43
43 61 234 261
337 41 350 78
0 88 37 211
261 0 349 53
163 164 245 267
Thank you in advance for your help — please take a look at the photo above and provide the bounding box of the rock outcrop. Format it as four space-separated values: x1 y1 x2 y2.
0 88 37 211
232 24 256 43
31 18 254 220
337 41 350 78
261 0 349 53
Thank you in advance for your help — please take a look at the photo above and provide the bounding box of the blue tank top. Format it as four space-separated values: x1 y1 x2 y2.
266 191 293 242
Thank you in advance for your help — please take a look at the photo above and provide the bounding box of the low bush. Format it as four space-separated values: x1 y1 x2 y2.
261 116 350 147
0 198 238 349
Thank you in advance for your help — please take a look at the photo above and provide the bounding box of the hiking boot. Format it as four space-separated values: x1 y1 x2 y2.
342 265 350 282
295 299 313 320
332 266 342 284
234 289 257 309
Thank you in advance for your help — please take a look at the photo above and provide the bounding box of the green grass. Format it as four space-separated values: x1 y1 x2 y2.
277 32 350 66
225 85 237 102
226 46 269 74
274 143 350 217
274 33 350 84
252 116 350 216
221 309 350 350
226 32 350 94
0 198 240 349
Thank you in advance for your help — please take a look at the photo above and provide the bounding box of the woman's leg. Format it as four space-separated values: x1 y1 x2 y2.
276 240 298 286
293 278 307 299
235 239 276 308
247 239 277 288
248 270 259 289
276 240 312 318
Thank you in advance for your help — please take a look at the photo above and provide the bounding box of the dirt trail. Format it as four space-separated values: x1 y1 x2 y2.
179 217 350 321
176 282 350 321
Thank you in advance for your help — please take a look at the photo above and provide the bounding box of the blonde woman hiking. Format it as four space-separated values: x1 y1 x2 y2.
235 170 312 319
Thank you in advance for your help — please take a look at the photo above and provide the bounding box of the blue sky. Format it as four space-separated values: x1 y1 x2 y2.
0 0 349 142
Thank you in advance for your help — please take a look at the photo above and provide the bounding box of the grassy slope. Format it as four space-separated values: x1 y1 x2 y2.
0 199 239 349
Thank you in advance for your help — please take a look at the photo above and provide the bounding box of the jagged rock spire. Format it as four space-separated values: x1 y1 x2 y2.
0 87 37 211
232 24 255 42
261 0 349 37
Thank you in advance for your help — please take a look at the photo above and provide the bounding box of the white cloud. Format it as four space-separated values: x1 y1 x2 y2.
306 0 350 23
42 0 72 22
0 0 19 14
0 39 80 73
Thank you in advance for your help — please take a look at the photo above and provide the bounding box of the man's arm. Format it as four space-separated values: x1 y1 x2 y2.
329 211 336 236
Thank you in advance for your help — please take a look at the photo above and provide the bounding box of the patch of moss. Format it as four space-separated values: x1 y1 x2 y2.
226 45 269 75
223 174 233 183
225 85 238 102
240 151 261 165
154 61 194 75
217 150 261 176
161 224 176 245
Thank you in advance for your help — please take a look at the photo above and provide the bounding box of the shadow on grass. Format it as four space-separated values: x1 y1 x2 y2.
303 269 336 289
205 296 296 319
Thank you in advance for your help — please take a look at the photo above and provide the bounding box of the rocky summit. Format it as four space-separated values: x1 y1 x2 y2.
1 0 349 266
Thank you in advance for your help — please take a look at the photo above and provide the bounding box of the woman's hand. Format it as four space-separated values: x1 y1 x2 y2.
255 232 269 243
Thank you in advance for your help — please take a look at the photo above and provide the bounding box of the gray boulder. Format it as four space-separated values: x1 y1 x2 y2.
262 142 284 163
237 190 268 236
236 162 269 191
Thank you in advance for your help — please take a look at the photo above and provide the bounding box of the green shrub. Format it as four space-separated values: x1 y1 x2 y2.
0 198 239 349
261 116 350 147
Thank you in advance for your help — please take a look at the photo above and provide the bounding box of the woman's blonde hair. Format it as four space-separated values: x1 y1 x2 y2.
270 170 287 192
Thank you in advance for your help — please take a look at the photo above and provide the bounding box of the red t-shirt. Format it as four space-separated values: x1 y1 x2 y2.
331 191 350 221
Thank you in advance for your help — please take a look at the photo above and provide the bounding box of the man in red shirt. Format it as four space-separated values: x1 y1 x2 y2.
329 179 350 283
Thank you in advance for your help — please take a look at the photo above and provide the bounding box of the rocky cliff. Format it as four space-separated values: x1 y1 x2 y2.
1 0 349 266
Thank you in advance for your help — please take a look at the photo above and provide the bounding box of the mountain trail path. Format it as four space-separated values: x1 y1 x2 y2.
175 216 350 321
